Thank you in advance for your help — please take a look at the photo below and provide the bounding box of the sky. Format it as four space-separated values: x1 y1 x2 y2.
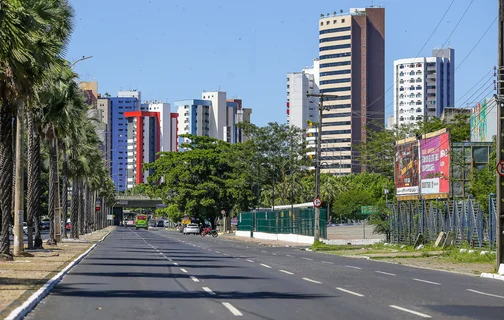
68 0 498 127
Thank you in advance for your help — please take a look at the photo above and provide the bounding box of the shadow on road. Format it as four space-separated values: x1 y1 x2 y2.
68 272 268 280
80 262 243 269
425 305 504 320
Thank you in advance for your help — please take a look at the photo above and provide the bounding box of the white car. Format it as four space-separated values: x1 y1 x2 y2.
183 224 200 235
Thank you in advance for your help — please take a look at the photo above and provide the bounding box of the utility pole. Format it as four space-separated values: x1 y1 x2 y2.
496 0 504 272
306 92 338 241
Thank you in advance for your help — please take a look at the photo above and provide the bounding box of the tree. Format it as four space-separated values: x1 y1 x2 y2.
0 0 73 259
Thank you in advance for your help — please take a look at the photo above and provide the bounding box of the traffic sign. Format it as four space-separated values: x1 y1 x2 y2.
497 161 504 177
313 198 322 208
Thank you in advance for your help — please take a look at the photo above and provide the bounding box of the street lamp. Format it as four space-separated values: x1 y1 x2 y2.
70 55 93 68
306 92 338 242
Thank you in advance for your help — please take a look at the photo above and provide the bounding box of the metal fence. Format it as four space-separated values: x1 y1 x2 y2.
389 198 497 248
238 208 327 239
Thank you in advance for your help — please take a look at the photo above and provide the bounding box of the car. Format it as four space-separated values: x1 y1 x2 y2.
156 220 165 228
183 223 200 235
40 219 50 230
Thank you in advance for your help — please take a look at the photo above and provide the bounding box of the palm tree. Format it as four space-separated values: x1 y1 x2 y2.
0 0 74 258
27 109 43 249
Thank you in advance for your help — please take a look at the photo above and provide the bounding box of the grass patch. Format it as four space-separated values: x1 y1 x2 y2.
442 249 496 264
311 240 374 252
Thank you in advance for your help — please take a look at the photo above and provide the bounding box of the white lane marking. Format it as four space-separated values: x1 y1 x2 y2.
173 263 179 266
260 264 272 269
261 250 267 253
159 252 163 255
246 259 254 263
202 287 216 295
180 268 188 273
413 278 441 286
336 287 365 297
190 276 199 282
286 254 294 257
303 277 322 284
166 258 172 261
301 257 314 261
376 271 396 276
390 305 432 318
215 251 221 254
236 257 241 260
222 302 243 316
467 289 504 299
272 253 277 256
223 253 229 256
279 270 294 275
321 261 334 264
345 265 362 270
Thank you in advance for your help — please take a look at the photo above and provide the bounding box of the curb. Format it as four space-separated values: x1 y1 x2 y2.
5 228 112 320
480 273 504 281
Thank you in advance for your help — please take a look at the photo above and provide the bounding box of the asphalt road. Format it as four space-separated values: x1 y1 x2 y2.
26 228 504 319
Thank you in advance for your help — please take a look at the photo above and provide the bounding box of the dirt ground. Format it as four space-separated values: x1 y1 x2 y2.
0 227 112 318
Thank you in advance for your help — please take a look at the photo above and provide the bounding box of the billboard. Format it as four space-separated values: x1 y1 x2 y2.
470 97 497 142
395 138 419 196
420 131 450 195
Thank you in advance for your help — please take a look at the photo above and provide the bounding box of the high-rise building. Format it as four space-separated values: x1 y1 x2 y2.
393 48 455 127
175 91 252 147
98 91 177 191
287 59 320 129
318 7 385 174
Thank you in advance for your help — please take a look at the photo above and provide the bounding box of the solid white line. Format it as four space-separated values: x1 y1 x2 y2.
302 277 322 284
173 263 179 266
413 278 441 286
390 305 432 318
222 302 243 316
202 287 216 295
190 276 199 282
345 265 362 270
336 287 365 297
246 259 254 263
279 270 294 275
321 261 334 264
467 289 504 299
301 257 314 261
260 264 272 269
286 254 294 257
376 271 396 276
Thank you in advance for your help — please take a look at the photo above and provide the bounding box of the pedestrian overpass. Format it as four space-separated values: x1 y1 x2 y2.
110 195 166 225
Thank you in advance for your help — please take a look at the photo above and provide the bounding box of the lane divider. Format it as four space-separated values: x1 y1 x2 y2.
413 278 441 286
344 265 362 270
336 287 365 297
279 270 294 275
467 289 504 299
260 264 272 269
375 271 396 276
390 305 431 318
202 287 216 295
180 268 188 273
303 277 322 284
190 276 200 283
222 302 243 316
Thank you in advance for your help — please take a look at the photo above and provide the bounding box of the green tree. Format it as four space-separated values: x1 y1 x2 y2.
0 0 73 258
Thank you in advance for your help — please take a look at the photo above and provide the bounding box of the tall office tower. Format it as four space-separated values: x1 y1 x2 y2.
318 7 385 174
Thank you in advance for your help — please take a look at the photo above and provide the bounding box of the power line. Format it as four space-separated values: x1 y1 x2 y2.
456 16 498 71
455 68 495 105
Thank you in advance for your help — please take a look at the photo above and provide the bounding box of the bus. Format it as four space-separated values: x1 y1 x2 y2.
136 215 148 230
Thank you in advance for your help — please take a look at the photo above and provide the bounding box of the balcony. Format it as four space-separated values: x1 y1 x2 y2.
426 73 436 79
427 89 436 94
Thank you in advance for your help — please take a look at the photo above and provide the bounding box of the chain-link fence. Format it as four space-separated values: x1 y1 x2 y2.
238 208 327 239
389 198 497 248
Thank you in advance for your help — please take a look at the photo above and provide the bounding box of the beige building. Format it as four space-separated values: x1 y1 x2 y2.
318 7 385 174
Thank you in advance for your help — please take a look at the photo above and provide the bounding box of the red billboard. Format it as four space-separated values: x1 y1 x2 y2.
419 131 450 195
395 138 419 196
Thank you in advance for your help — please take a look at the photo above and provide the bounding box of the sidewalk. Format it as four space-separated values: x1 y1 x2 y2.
220 233 308 247
0 227 113 318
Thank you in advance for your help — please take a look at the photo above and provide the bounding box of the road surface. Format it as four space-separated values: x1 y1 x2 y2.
26 228 504 319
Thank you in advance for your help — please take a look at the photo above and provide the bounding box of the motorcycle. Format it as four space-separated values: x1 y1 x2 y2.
200 227 218 238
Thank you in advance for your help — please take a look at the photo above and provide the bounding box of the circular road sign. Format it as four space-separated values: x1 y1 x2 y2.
497 160 504 177
313 198 322 208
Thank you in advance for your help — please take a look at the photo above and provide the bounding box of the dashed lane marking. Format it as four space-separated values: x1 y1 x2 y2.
413 278 441 286
246 259 254 263
202 287 216 295
375 271 396 276
390 305 431 318
301 257 314 261
260 264 272 268
190 276 199 282
279 270 294 275
180 268 188 273
321 261 334 265
303 277 322 284
467 289 504 299
344 265 362 270
222 302 243 316
336 287 365 297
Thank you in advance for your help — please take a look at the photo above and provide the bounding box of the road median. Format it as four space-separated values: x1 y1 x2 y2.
0 227 113 319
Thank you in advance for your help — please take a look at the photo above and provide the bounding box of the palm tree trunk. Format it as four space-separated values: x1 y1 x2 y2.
87 186 92 232
0 105 13 260
79 180 84 235
70 179 79 239
61 151 68 238
27 111 41 249
83 179 88 234
11 117 15 227
46 138 58 245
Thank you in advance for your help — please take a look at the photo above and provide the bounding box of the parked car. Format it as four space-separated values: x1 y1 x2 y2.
183 224 200 235
156 220 165 228
40 219 50 230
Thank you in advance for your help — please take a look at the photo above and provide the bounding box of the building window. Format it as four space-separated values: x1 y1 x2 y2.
409 93 414 98
416 100 422 105
416 85 422 90
399 87 404 91
416 108 422 113
319 52 351 60
416 93 422 98
416 78 422 83
416 63 422 67
416 71 422 75
409 101 415 106
333 20 337 24
409 64 415 68
320 22 323 26
409 71 415 76
341 18 345 23
319 26 351 34
410 78 415 83
399 94 405 99
320 61 351 68
319 43 351 51
399 71 405 76
399 65 404 69
409 86 415 90
399 79 404 84
326 21 330 25
399 102 404 106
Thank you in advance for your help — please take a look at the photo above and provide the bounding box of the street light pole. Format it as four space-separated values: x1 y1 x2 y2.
497 0 504 272
70 56 93 68
306 92 338 242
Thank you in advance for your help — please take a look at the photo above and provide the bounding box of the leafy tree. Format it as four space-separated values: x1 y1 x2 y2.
469 140 496 213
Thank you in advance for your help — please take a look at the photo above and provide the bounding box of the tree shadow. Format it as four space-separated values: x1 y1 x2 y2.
51 286 333 300
69 272 267 281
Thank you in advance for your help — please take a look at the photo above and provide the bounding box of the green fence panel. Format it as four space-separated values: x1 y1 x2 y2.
238 212 253 231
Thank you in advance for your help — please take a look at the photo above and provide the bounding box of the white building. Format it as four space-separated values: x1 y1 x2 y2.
393 48 455 127
287 59 320 130
202 91 227 140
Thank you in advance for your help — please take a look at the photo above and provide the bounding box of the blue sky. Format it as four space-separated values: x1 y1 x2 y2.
68 0 497 127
